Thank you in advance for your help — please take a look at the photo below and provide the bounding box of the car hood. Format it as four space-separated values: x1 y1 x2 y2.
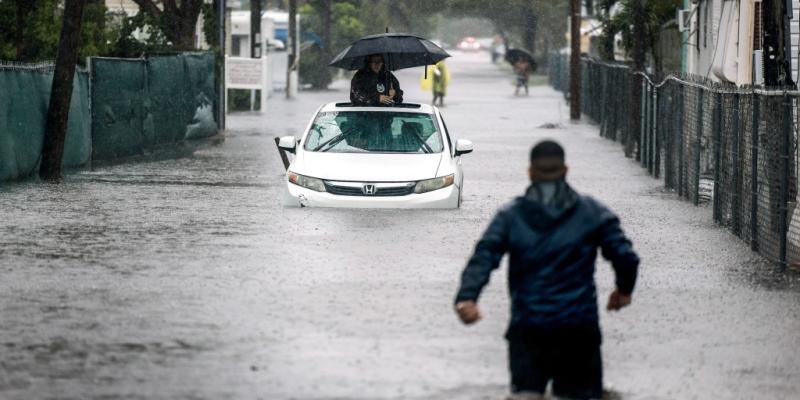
294 152 443 182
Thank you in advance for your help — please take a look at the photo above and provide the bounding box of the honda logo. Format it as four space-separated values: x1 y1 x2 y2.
362 184 377 195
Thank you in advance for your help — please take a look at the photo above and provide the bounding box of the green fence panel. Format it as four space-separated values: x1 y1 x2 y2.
182 53 218 139
0 69 48 181
147 55 190 145
91 58 145 161
0 67 91 181
62 70 92 167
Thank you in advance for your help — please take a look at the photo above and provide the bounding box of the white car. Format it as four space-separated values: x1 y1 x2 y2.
279 102 473 208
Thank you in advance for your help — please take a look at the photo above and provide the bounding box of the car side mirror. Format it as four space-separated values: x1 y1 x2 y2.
278 135 297 154
454 139 473 156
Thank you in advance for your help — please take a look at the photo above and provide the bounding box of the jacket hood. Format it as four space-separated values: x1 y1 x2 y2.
519 179 579 231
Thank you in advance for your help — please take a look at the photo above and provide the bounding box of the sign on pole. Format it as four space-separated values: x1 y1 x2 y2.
224 55 269 114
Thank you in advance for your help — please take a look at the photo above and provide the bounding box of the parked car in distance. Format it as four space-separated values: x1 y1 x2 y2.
457 36 481 51
279 102 473 209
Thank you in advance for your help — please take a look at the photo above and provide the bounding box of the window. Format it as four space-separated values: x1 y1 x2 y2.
304 111 444 154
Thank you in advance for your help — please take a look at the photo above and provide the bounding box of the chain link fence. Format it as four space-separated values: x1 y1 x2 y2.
551 56 800 267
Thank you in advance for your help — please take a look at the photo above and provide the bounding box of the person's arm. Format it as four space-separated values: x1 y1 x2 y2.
597 211 639 310
454 209 510 323
350 72 379 105
390 73 403 103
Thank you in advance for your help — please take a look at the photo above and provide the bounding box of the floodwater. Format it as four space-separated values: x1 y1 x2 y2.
1 51 799 400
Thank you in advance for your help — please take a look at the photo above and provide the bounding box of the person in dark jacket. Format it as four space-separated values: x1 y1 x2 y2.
350 54 403 106
454 140 639 400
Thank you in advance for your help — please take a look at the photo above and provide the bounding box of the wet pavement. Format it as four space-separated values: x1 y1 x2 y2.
1 51 800 400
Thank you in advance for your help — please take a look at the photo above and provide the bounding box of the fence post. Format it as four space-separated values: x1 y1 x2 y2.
654 86 661 178
713 91 722 222
694 89 705 206
751 93 759 251
731 93 741 235
678 85 685 197
652 86 658 176
780 93 790 268
640 78 647 163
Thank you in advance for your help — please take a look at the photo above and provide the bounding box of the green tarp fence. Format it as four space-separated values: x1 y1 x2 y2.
0 52 218 182
0 65 91 181
91 52 218 161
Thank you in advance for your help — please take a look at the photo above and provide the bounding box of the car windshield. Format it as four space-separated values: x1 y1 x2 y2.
304 111 444 153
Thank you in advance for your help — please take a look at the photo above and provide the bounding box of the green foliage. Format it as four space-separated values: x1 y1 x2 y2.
0 0 113 62
599 0 682 67
106 11 172 57
0 0 60 61
299 1 366 89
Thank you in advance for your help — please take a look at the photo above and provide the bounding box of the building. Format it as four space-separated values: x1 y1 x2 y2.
682 0 799 86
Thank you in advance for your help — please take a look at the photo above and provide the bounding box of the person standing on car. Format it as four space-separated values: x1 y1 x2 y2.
350 54 403 106
454 140 640 400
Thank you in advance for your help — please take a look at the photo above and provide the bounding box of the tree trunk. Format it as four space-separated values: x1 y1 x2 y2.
315 0 332 90
599 3 614 61
39 0 86 182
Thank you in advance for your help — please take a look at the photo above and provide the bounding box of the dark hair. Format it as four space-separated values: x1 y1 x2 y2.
530 140 565 164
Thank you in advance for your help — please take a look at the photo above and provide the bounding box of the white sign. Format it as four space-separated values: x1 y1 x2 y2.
224 56 270 113
226 57 265 89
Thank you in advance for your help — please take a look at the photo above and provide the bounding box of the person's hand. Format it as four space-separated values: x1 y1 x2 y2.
606 289 632 311
379 94 394 105
455 301 482 325
388 88 396 98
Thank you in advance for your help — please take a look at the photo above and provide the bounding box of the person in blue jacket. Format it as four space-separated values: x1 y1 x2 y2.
454 140 639 400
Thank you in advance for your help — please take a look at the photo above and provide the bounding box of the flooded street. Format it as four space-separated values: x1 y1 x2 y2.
2 51 800 399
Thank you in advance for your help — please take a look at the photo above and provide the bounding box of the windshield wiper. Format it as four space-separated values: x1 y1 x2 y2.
313 133 347 152
312 125 361 152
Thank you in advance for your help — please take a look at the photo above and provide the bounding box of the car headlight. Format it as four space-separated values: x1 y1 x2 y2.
288 171 326 192
414 174 454 194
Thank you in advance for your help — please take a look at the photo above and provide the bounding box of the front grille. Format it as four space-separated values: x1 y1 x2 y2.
324 182 415 197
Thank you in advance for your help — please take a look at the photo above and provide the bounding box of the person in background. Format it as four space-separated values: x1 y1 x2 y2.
431 60 449 107
350 54 403 106
454 140 640 400
514 58 531 96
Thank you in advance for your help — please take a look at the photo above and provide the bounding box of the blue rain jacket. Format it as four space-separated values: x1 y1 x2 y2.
455 181 639 328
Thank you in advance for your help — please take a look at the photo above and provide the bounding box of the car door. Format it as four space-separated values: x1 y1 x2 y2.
437 110 464 189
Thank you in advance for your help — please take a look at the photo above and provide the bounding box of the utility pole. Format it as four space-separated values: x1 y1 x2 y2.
250 0 262 110
218 0 226 130
286 0 297 99
569 0 581 120
39 0 86 182
317 0 333 89
628 0 646 159
250 0 262 58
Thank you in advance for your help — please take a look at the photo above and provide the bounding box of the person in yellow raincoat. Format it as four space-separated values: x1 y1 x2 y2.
421 60 450 107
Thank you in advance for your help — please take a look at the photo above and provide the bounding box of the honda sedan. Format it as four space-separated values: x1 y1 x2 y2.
278 102 473 208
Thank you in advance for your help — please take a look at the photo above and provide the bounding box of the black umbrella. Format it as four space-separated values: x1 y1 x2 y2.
505 48 535 65
329 33 450 71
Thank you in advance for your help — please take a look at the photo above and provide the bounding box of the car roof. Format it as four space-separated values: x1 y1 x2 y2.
319 102 435 114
